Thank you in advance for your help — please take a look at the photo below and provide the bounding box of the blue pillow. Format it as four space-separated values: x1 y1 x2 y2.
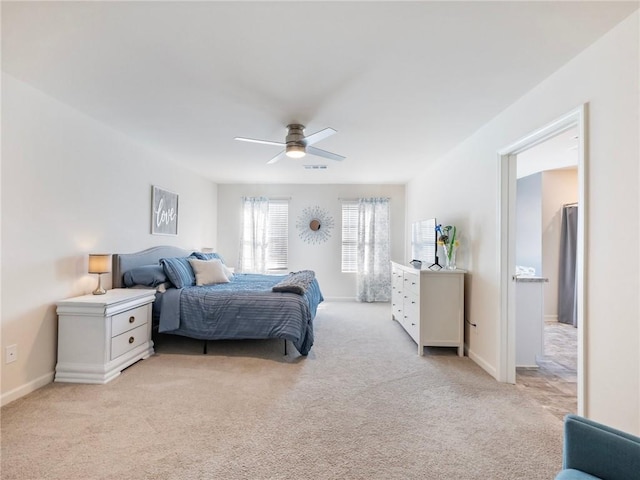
193 251 224 263
160 256 197 288
123 265 168 288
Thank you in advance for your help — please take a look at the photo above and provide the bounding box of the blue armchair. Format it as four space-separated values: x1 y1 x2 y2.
555 414 640 480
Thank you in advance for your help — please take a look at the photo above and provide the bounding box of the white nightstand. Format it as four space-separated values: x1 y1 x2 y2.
55 288 156 384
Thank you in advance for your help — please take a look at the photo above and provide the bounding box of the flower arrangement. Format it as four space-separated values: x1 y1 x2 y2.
436 224 460 269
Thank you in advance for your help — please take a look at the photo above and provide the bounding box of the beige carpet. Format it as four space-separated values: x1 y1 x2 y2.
1 301 563 479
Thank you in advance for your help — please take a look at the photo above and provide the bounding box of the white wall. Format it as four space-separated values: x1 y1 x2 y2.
406 12 639 433
1 74 218 404
541 169 578 321
217 184 405 299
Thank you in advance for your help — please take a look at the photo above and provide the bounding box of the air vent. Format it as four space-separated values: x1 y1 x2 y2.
303 165 328 170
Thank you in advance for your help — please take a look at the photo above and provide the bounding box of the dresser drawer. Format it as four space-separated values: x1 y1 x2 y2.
111 304 149 337
111 324 148 360
402 272 418 294
403 304 420 343
406 276 419 295
404 290 419 309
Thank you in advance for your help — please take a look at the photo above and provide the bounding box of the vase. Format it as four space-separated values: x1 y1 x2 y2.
443 245 457 270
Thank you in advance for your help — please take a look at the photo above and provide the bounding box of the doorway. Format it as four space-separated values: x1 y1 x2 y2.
513 129 579 419
498 105 587 416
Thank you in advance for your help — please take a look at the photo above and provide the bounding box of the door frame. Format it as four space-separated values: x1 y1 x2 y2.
497 104 587 415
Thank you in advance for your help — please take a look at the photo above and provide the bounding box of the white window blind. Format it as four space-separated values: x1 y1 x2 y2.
266 199 289 271
341 202 358 272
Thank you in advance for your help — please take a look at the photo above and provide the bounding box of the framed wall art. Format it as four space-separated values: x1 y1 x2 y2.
151 186 178 235
296 205 334 244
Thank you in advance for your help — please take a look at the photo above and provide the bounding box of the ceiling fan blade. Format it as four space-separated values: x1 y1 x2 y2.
303 127 337 146
235 137 285 147
306 146 345 161
266 150 287 164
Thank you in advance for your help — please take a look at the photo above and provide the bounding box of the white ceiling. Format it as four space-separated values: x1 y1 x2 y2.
3 1 637 184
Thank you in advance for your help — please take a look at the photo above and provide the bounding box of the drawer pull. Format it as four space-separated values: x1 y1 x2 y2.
129 316 135 324
128 336 135 344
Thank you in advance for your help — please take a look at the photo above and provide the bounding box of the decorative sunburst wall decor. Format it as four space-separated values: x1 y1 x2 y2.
296 206 335 244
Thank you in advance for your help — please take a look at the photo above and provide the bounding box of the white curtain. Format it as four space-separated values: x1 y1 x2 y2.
237 196 269 273
356 198 391 302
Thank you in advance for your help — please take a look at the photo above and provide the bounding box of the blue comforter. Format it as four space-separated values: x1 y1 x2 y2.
158 273 323 355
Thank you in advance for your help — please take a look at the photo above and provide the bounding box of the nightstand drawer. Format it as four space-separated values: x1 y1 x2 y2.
112 304 149 337
111 324 148 360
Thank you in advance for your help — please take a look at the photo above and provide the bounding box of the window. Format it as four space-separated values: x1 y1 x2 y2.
238 197 288 273
266 199 289 271
341 202 358 272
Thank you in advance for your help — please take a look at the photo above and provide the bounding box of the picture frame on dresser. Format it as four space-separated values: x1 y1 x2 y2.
151 185 178 235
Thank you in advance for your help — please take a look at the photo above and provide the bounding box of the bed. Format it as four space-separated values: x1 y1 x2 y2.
112 246 323 355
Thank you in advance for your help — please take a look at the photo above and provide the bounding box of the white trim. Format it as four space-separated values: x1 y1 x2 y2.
498 104 587 415
467 349 498 379
498 109 583 156
498 152 518 384
322 296 359 302
1 371 54 407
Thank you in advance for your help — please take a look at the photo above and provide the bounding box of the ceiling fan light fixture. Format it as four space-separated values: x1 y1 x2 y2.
286 144 306 158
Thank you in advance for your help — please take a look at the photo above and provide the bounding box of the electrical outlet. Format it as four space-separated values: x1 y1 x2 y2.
5 345 17 364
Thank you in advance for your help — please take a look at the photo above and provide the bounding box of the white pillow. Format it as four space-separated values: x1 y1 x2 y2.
188 258 230 286
221 264 234 280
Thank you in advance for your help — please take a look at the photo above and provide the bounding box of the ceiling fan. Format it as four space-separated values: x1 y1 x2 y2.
235 124 345 164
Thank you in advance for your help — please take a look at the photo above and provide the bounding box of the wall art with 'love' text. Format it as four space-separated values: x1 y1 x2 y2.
151 186 179 235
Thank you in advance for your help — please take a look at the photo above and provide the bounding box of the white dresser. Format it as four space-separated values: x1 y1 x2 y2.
55 288 156 384
391 261 465 356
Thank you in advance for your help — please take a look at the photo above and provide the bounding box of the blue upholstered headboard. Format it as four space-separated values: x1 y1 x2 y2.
112 246 193 288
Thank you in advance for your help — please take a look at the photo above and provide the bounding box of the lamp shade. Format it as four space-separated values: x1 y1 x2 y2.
88 254 111 274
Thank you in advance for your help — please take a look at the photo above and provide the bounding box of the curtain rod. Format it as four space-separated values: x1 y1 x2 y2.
338 197 390 201
240 196 292 200
563 202 578 207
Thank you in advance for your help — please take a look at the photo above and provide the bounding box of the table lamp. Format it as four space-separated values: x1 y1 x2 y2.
88 254 111 295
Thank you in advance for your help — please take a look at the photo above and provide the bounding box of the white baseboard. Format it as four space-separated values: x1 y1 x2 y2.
1 371 54 407
467 349 498 380
322 296 358 302
544 314 558 322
